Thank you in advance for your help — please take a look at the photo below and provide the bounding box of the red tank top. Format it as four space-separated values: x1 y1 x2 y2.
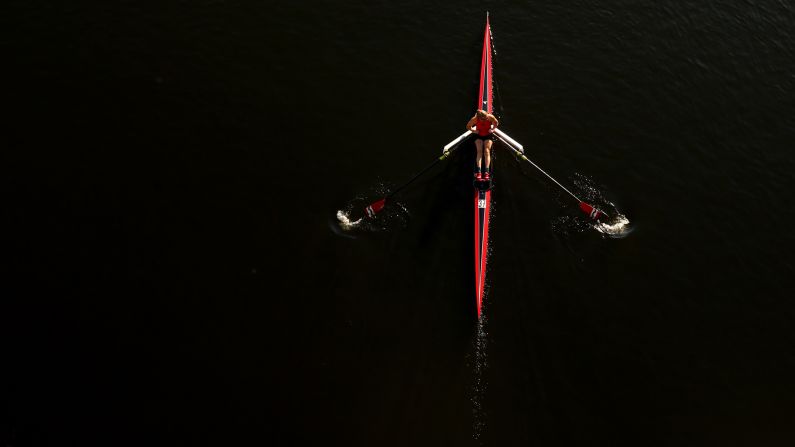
475 117 492 136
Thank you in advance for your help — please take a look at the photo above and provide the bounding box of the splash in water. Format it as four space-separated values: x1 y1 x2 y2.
336 209 363 230
332 183 411 236
571 173 632 237
594 212 632 238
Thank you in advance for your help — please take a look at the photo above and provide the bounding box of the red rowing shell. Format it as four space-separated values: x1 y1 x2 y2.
474 14 492 319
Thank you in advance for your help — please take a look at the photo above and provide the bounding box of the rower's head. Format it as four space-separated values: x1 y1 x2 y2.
476 109 488 119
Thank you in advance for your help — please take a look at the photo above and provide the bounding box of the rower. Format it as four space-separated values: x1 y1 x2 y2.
466 109 499 180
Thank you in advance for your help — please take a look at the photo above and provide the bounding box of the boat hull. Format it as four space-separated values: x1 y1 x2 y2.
474 186 491 317
474 14 493 319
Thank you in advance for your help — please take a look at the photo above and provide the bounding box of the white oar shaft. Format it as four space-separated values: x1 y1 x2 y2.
443 130 474 154
493 128 523 153
496 133 583 204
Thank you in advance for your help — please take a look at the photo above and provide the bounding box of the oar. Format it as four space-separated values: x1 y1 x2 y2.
365 131 472 218
494 129 608 221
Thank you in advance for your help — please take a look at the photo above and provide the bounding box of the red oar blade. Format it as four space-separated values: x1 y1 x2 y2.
365 198 386 218
579 201 606 220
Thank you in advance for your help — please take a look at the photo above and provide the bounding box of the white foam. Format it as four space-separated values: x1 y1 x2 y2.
594 214 631 237
336 210 362 231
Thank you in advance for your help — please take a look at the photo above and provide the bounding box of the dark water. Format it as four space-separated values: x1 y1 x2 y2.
4 0 795 445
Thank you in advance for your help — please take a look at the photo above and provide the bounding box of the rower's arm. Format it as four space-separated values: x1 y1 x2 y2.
465 116 477 131
490 115 500 128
